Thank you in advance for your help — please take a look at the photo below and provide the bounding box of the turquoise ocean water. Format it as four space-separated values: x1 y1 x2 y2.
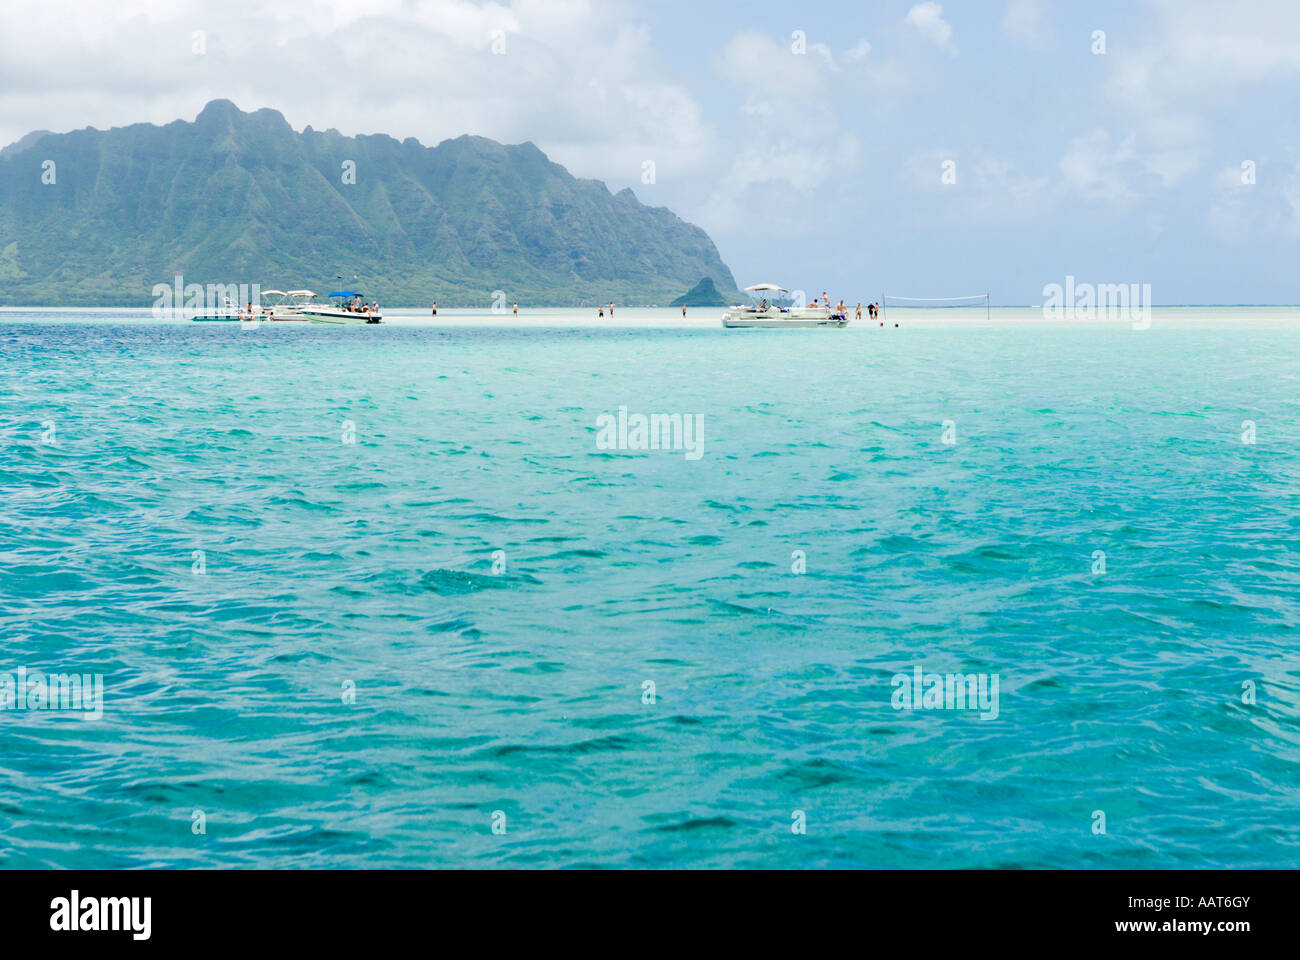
1 308 1298 868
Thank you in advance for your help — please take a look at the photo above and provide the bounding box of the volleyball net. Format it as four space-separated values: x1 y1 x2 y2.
880 293 990 322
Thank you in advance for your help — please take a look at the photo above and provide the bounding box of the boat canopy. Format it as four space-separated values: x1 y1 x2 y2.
287 289 316 297
744 283 788 293
261 289 286 297
328 291 362 298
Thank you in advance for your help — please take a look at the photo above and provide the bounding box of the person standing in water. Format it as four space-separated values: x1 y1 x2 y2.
609 303 615 318
855 302 863 321
598 305 605 318
513 301 518 317
682 305 687 317
431 302 437 316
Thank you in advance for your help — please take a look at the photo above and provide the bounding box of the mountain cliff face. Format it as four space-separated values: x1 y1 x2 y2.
0 100 739 306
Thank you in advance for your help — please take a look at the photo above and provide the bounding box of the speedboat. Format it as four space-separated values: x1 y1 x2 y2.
302 291 383 324
721 283 849 328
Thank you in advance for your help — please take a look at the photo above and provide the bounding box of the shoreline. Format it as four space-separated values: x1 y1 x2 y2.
3 306 1300 326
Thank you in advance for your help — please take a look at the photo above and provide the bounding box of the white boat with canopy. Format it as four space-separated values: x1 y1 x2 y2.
269 289 317 320
191 289 318 322
224 288 319 321
722 284 849 328
256 290 295 321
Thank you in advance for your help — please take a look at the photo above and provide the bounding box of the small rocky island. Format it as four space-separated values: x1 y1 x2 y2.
670 277 730 307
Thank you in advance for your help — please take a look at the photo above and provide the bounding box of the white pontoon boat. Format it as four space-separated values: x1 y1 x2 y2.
722 284 849 328
260 289 317 320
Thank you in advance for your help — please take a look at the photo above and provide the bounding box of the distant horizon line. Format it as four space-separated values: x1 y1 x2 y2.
4 303 1300 311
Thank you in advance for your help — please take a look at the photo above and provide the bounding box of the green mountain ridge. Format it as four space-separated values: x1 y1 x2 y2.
0 100 740 306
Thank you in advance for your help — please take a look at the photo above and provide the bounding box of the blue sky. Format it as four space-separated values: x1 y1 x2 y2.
2 0 1298 303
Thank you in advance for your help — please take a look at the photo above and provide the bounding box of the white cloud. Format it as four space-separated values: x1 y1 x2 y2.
1142 150 1202 188
1209 154 1300 239
1284 167 1300 236
1001 0 1050 49
843 40 872 63
0 0 717 186
904 148 1054 223
1080 0 1300 219
1104 0 1300 149
1208 165 1255 239
702 31 871 233
808 42 836 65
904 131 1197 220
903 3 956 57
718 31 833 102
1059 128 1141 204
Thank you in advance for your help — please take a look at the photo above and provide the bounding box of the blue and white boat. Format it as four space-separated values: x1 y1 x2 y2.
302 291 382 324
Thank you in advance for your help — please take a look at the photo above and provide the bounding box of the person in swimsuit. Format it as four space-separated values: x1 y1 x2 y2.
431 302 437 316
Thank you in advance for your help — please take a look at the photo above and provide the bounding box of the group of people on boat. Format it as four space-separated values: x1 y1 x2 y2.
807 292 849 321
